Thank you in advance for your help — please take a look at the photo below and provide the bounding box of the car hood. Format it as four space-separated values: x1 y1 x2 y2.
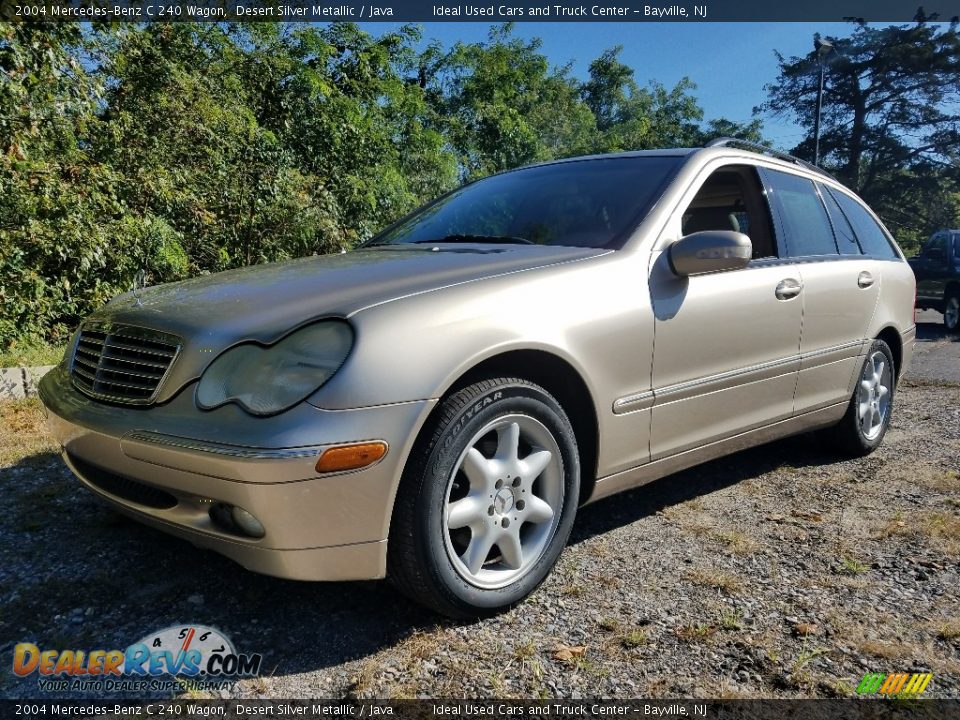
89 245 607 401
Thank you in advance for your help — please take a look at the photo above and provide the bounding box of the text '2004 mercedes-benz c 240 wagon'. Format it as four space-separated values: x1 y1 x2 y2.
40 139 916 617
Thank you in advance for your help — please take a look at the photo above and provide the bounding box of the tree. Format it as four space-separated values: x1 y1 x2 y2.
761 18 960 250
1 21 769 348
427 25 595 179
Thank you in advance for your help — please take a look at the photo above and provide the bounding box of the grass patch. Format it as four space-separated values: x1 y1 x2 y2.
513 641 536 661
597 617 621 633
0 340 66 368
619 629 648 649
874 512 909 539
686 568 743 594
855 640 910 660
924 512 960 554
837 556 869 576
719 607 744 631
713 529 760 554
675 623 717 642
936 620 960 641
0 398 57 466
790 644 830 685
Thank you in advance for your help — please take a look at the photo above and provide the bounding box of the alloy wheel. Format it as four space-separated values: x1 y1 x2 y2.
443 414 564 589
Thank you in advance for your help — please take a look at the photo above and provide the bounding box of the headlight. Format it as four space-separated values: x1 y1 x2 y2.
196 320 353 416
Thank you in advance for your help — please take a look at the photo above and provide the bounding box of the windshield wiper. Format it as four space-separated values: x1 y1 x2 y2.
411 234 535 245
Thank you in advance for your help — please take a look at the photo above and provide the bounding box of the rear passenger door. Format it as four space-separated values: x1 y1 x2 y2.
761 168 880 414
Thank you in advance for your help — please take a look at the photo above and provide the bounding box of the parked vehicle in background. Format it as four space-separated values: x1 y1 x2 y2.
909 229 960 332
39 139 916 617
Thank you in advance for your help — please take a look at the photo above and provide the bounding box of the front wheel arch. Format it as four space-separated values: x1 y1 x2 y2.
426 348 600 506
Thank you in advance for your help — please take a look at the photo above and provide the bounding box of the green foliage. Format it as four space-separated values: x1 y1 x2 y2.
1 21 755 347
761 19 960 253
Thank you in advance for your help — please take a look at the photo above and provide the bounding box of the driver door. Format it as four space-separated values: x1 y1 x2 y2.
648 163 803 460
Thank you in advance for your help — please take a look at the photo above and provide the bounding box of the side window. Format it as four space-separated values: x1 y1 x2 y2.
953 234 960 259
818 183 862 255
681 165 778 258
827 189 899 259
763 169 838 257
925 234 948 259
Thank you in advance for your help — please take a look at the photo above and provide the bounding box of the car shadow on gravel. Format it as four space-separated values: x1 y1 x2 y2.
916 320 953 343
570 431 841 545
3 430 837 696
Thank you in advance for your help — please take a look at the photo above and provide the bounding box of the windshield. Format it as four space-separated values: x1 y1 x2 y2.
367 156 683 249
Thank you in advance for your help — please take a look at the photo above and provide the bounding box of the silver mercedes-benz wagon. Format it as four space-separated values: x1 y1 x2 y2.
39 140 916 617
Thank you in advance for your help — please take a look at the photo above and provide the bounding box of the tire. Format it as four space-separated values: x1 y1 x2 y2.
822 339 896 457
388 378 580 618
944 292 960 333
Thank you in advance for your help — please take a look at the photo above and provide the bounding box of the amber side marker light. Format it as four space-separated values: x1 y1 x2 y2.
316 441 388 473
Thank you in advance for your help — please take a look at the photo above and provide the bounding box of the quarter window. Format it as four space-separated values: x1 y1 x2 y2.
827 189 899 259
818 183 862 255
763 169 838 257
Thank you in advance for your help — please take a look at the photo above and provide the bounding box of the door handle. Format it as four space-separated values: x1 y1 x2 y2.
858 271 875 288
775 278 802 300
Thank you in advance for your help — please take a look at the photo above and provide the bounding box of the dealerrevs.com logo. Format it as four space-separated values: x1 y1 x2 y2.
12 625 262 693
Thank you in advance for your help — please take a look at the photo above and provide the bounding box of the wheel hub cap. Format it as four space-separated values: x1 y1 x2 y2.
493 488 515 515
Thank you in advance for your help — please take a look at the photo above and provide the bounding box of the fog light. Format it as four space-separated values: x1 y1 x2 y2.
209 502 266 539
231 506 266 539
316 441 388 473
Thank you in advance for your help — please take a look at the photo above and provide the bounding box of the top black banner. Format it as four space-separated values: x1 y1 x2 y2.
3 0 960 22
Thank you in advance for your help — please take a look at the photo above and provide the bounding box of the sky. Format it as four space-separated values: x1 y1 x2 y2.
357 21 856 150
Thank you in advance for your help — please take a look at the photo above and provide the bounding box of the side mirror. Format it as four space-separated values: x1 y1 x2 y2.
926 247 945 260
668 231 753 277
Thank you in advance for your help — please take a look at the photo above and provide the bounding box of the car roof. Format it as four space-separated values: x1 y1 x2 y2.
519 146 833 183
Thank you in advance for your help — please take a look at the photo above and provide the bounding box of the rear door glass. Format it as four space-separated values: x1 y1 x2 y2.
763 169 838 257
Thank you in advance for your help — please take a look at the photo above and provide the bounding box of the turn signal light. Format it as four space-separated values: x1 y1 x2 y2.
316 442 388 473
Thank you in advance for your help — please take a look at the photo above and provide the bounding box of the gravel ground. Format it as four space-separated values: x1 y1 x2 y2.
2 316 958 700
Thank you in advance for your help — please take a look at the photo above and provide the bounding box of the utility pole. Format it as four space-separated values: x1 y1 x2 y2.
813 33 834 167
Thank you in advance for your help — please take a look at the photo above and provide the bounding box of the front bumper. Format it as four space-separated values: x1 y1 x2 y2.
38 366 435 581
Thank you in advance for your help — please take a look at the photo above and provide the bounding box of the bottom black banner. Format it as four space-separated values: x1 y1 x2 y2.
5 699 960 720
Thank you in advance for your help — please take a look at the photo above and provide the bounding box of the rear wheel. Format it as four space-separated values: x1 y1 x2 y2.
388 378 579 618
822 339 895 457
944 292 960 332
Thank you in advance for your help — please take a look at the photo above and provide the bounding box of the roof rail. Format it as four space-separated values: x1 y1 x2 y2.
705 137 838 182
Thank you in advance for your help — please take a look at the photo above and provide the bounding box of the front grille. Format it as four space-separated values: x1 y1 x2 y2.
69 454 178 510
70 322 181 405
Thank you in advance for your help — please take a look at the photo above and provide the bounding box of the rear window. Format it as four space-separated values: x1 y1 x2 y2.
763 169 838 257
827 189 899 259
367 157 683 249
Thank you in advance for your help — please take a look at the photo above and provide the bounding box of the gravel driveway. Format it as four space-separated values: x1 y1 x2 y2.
2 315 958 700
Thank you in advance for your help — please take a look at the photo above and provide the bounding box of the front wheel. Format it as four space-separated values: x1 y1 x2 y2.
388 378 580 618
821 339 895 457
